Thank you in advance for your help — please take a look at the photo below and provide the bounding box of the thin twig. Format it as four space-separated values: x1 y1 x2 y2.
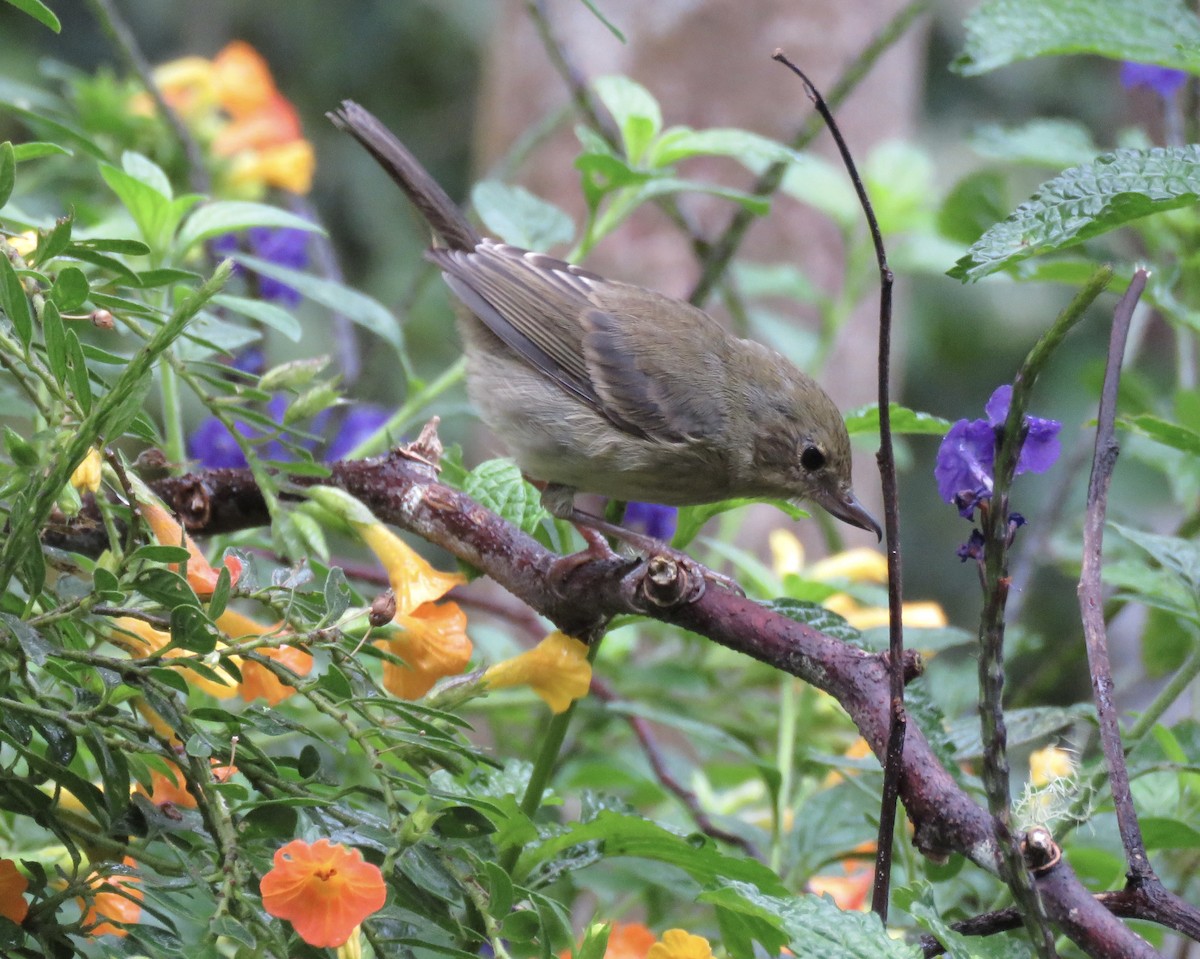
771 50 904 923
82 0 210 194
690 0 931 305
1077 268 1153 883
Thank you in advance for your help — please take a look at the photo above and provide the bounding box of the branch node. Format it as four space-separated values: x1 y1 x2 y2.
1022 827 1062 874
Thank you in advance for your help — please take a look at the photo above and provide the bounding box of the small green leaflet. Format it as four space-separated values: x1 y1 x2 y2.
844 403 951 436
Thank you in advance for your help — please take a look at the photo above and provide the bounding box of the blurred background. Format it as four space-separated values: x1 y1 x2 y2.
0 0 1173 715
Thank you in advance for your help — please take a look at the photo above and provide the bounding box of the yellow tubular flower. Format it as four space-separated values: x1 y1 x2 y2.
376 602 471 700
227 140 315 194
645 930 714 959
355 521 465 615
808 547 889 583
8 230 38 258
768 528 806 577
1030 745 1076 787
149 55 217 118
109 617 238 699
483 631 591 713
823 595 948 631
70 447 103 494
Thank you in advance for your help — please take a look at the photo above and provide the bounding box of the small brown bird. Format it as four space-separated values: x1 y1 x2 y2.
329 101 880 542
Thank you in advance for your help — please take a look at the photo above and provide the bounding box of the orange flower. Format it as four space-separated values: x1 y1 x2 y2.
213 93 303 155
605 922 657 959
483 631 591 713
109 617 239 699
80 857 142 937
807 860 873 911
226 138 315 193
217 608 313 705
149 55 217 118
646 930 713 959
137 498 242 597
211 41 277 118
376 601 472 699
260 839 386 947
136 758 237 809
0 858 28 925
355 522 465 616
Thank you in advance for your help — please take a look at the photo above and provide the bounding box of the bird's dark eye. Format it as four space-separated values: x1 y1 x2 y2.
800 445 826 471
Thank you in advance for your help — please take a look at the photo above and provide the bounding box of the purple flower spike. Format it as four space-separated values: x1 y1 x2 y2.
935 385 1062 518
324 405 391 461
189 416 250 469
1120 62 1188 99
623 501 678 541
248 227 310 306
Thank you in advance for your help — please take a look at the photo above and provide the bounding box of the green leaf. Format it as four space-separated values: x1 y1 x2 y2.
100 160 171 250
2 0 61 32
673 498 807 550
233 252 402 351
175 201 323 254
593 75 662 164
950 147 1200 281
953 0 1200 76
462 459 547 535
212 293 302 342
938 171 1010 245
64 328 92 412
649 126 794 169
703 879 921 958
0 141 13 210
33 215 73 266
41 300 67 385
844 403 952 437
49 265 88 312
11 141 70 162
3 426 38 467
1141 816 1200 849
776 152 861 228
1111 522 1200 596
970 119 1100 168
72 237 152 255
0 252 33 346
947 705 1092 759
471 181 575 250
766 598 864 645
1122 413 1200 456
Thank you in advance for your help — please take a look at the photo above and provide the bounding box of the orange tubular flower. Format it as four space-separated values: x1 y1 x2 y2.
0 858 29 925
80 857 143 937
138 499 242 597
260 839 386 948
109 617 238 699
808 860 874 912
356 522 465 615
217 608 313 705
483 631 592 713
376 601 471 700
211 41 277 118
136 758 237 809
605 922 657 959
646 930 714 959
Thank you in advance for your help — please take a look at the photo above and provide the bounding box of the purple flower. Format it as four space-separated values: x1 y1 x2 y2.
1120 62 1188 99
210 226 311 306
623 501 678 541
188 415 249 469
324 405 391 460
935 385 1062 517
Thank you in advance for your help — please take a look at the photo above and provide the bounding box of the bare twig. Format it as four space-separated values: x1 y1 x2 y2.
1077 268 1152 882
771 50 905 922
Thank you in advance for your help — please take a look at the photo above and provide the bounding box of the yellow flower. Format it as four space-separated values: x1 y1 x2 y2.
822 594 948 631
355 521 465 615
808 547 888 583
375 601 472 700
646 930 713 959
70 447 103 494
821 736 875 788
483 631 591 713
1029 745 1075 787
769 528 806 577
226 139 315 194
7 230 38 258
150 55 217 118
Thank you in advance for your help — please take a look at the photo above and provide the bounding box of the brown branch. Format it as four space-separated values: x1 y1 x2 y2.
45 448 1158 957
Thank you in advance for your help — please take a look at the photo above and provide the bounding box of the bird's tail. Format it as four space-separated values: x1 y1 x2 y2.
327 100 480 252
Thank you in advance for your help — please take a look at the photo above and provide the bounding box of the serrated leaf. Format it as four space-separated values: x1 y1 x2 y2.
461 459 547 534
953 0 1200 76
765 598 864 645
1122 413 1200 456
593 75 662 164
0 253 33 346
844 403 952 437
950 146 1200 281
175 201 322 254
0 141 13 209
471 181 574 250
233 252 402 351
3 0 61 32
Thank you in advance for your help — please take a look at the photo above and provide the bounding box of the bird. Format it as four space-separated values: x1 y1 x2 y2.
328 100 881 553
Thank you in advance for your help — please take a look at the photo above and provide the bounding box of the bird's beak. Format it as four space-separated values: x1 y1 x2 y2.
809 485 883 541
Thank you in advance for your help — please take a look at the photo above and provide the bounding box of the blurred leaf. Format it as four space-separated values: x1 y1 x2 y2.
970 119 1099 167
462 458 547 535
1111 522 1200 596
0 141 13 209
767 598 864 645
11 140 70 161
649 126 793 168
1122 413 1200 456
950 147 1200 281
953 0 1200 76
673 499 807 550
41 300 66 385
234 252 402 351
0 612 53 665
2 0 61 32
212 293 302 342
776 152 861 228
703 879 920 958
938 171 1010 245
175 201 322 254
947 705 1091 759
49 265 88 311
844 403 951 437
472 181 575 250
0 252 33 346
1141 816 1200 849
3 426 38 467
593 75 662 164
